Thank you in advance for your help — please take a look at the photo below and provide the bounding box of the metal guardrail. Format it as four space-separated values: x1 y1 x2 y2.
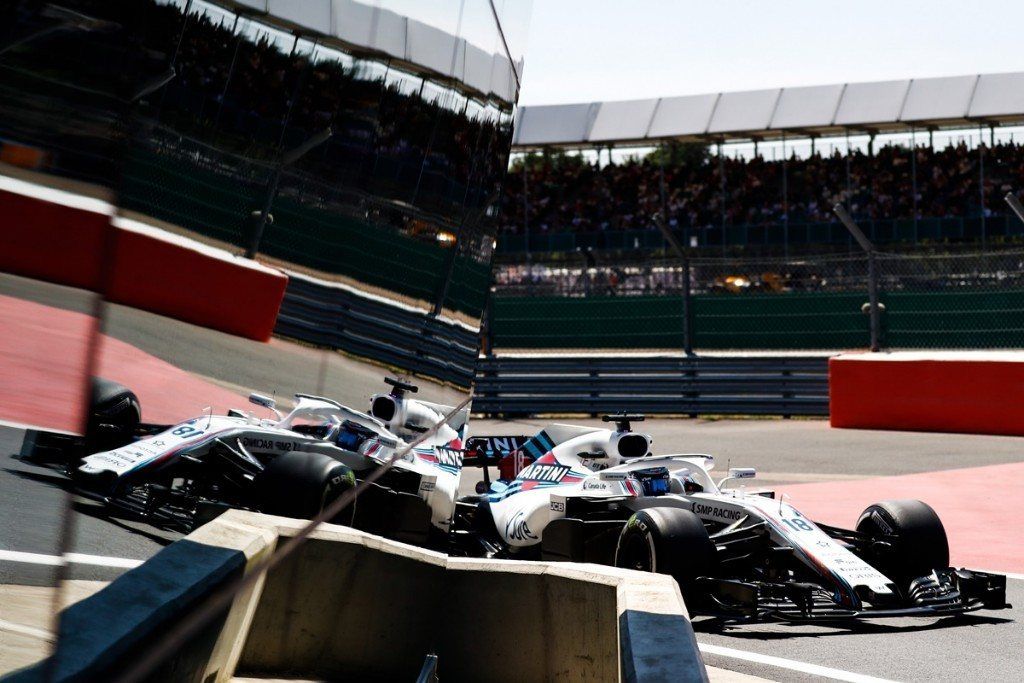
274 274 479 387
472 355 830 417
275 275 831 415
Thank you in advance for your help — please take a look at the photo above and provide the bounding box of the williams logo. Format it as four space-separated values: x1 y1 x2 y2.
505 511 538 542
518 463 570 483
434 447 464 469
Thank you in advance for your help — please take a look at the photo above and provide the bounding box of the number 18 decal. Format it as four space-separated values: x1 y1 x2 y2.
783 517 813 532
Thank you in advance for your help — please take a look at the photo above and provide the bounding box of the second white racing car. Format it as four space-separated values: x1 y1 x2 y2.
454 415 1008 621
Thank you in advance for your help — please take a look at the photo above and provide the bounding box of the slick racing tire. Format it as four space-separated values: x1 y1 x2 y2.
86 377 142 454
856 499 949 587
255 452 356 522
614 507 716 597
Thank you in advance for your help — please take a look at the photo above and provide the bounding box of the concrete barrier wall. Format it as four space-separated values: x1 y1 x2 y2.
0 179 110 292
830 351 1024 435
0 173 287 342
13 511 707 682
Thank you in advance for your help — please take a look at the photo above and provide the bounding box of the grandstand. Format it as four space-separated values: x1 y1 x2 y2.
498 73 1024 256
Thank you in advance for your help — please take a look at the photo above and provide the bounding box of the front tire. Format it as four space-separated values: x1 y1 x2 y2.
86 378 141 454
614 507 716 597
255 452 356 522
856 499 949 586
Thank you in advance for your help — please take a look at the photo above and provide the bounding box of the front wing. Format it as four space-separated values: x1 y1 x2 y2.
697 569 1008 622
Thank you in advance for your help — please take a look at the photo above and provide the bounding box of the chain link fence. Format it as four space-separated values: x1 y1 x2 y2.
488 248 1024 351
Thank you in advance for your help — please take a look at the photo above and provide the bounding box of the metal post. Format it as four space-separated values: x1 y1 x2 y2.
682 246 692 355
481 280 496 358
718 142 726 256
524 160 532 262
844 133 852 206
658 144 669 251
212 13 243 130
781 132 789 258
156 0 194 113
979 125 986 249
867 250 880 352
834 203 880 352
910 127 918 244
246 127 331 259
247 163 282 259
652 215 693 355
246 40 318 259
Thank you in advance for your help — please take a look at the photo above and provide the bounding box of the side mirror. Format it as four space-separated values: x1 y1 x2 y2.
718 467 756 491
728 467 756 480
249 393 276 410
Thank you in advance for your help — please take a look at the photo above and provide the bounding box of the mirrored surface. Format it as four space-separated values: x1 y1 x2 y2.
0 0 528 675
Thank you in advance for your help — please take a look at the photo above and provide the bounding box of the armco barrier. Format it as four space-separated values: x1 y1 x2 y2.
830 351 1024 436
274 273 480 387
474 354 831 417
0 174 287 342
14 510 708 682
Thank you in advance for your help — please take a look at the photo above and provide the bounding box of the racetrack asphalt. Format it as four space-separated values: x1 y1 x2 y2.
2 273 1022 681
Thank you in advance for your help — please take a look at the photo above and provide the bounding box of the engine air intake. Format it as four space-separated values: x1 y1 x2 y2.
617 433 649 459
371 396 397 422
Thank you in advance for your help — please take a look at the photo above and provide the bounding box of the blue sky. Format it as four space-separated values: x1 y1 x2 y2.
518 0 1024 105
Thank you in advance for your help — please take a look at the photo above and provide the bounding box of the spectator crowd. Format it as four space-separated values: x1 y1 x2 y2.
499 142 1024 239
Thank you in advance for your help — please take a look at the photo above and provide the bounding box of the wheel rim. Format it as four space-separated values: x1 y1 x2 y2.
618 534 654 572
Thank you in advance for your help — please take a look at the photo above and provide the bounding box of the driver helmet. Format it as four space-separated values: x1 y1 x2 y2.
681 472 704 494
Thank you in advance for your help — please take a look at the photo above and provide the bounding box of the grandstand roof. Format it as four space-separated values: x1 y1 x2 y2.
512 72 1024 149
223 0 520 104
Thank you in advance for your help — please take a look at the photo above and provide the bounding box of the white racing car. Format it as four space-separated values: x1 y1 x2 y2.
454 415 1008 622
61 377 466 544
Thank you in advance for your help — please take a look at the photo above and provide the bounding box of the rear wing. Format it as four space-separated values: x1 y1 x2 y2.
463 435 531 466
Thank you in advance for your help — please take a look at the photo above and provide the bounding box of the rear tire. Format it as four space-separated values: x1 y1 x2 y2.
255 452 356 522
614 507 716 598
86 378 141 453
856 499 949 587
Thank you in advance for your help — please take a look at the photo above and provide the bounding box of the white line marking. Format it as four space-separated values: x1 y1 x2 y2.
0 549 143 569
0 619 54 642
979 569 1024 581
699 643 897 683
0 418 79 436
0 173 114 215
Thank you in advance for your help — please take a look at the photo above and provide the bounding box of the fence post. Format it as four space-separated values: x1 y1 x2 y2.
653 215 694 355
682 247 693 356
834 204 880 352
867 250 880 352
246 127 332 259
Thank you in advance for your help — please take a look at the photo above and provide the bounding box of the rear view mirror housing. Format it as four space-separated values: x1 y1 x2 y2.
249 393 276 410
718 467 757 491
728 467 756 479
